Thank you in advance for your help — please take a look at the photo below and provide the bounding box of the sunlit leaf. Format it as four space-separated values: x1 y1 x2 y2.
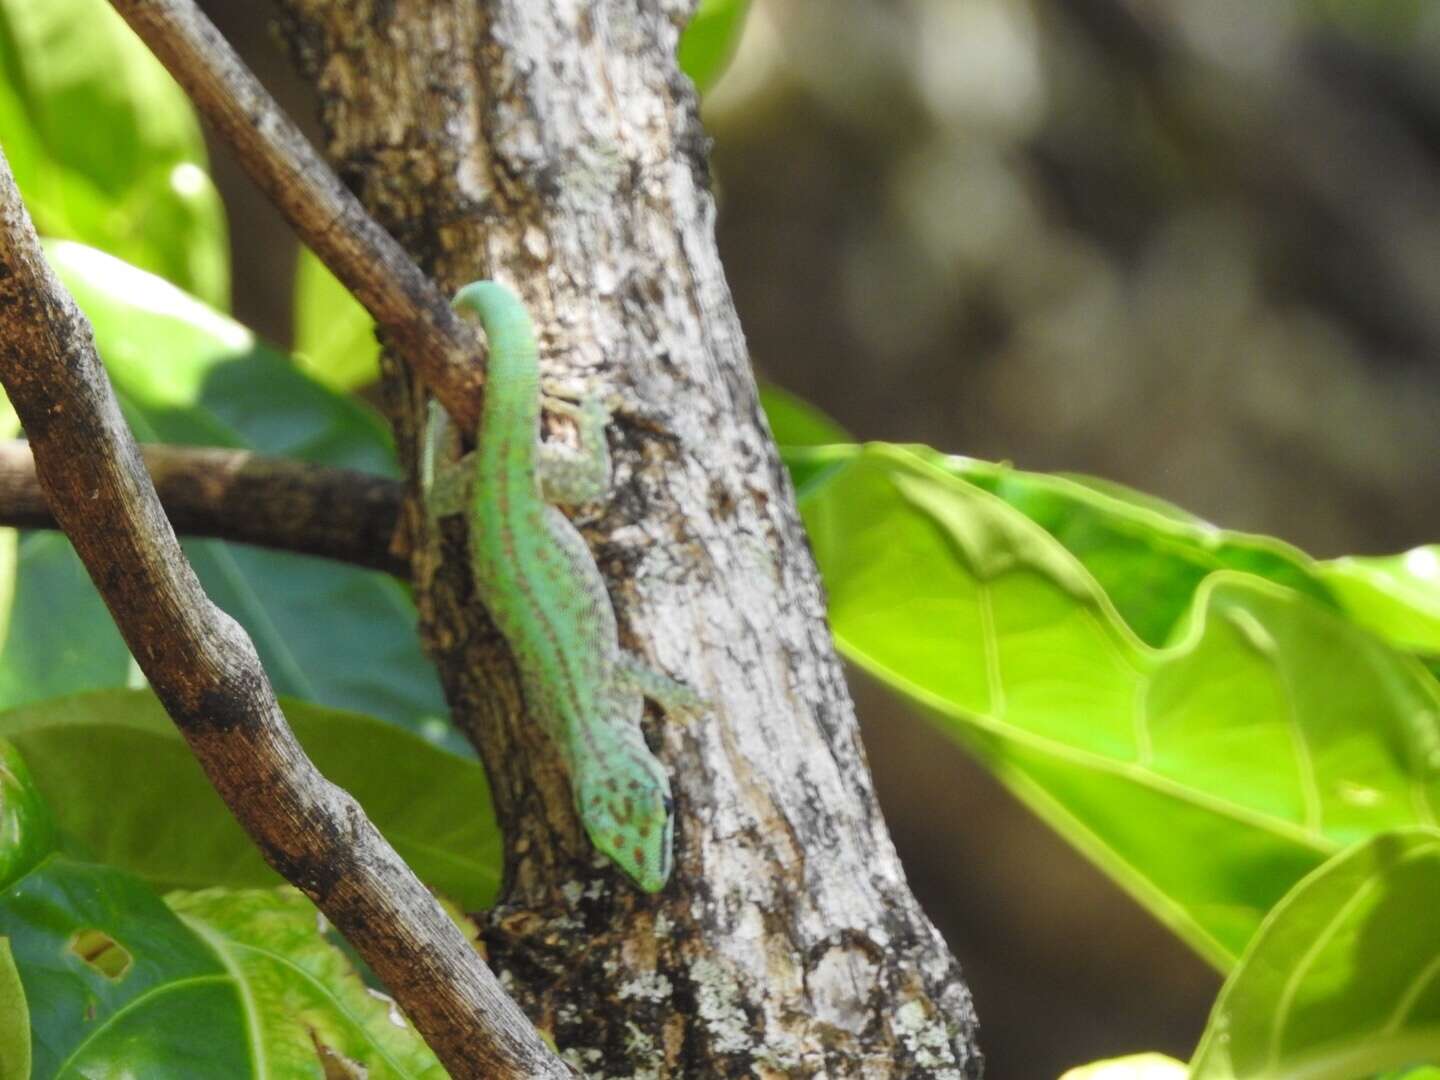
1058 1053 1187 1079
170 888 444 1077
0 0 228 306
797 444 1440 970
1319 547 1440 659
1191 829 1440 1080
292 246 382 392
759 384 850 448
678 0 751 95
931 453 1334 647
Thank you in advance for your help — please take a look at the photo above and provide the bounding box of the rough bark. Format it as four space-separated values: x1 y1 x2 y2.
0 440 407 575
0 146 572 1079
274 2 982 1075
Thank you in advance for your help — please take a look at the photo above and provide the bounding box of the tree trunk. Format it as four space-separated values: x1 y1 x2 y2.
273 2 982 1074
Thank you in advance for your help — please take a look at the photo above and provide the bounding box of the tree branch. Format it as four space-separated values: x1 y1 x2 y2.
0 441 407 577
106 0 487 430
266 1 983 1072
0 149 572 1080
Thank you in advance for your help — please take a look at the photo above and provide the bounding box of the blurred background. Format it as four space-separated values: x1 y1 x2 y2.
207 1 1440 1074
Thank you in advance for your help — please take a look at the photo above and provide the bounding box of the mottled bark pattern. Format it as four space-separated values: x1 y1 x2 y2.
275 1 982 1074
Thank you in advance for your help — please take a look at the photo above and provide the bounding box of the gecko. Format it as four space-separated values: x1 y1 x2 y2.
424 280 700 893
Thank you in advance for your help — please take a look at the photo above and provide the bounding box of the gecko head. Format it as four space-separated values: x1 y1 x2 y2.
573 753 676 893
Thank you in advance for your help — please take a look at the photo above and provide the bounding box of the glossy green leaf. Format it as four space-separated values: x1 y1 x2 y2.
169 888 444 1077
797 445 1440 970
932 453 1335 648
1058 1053 1187 1079
1319 547 1440 658
0 243 456 749
0 937 29 1080
678 0 751 95
0 736 449 1075
1191 829 1440 1080
0 0 228 307
0 690 500 910
1 853 252 1077
292 246 382 391
0 737 53 892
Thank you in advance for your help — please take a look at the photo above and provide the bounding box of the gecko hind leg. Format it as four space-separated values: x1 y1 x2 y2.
538 395 611 505
616 655 706 721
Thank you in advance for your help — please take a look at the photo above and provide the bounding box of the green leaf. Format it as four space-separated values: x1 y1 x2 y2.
169 887 444 1078
1058 1053 1187 1079
0 243 456 750
797 445 1440 970
292 246 382 392
1319 547 1440 658
678 0 751 95
0 737 54 892
759 385 851 448
0 690 500 910
0 0 228 307
932 453 1335 647
0 938 29 1080
0 736 446 1075
1190 829 1440 1080
1 853 252 1077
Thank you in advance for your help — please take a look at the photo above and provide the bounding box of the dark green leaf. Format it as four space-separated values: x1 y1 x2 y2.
0 244 455 750
0 737 54 892
0 735 449 1075
1 853 251 1078
0 690 500 910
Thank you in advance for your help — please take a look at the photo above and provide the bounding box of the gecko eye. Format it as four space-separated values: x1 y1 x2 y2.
662 795 676 815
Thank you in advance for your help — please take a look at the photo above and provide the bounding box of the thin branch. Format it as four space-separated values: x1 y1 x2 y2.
0 441 407 577
106 0 486 430
0 149 573 1080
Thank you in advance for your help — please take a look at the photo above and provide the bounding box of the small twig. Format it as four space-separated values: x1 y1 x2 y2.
0 150 572 1080
106 0 485 430
0 441 407 577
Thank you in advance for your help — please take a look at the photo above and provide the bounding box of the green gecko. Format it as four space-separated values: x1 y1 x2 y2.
424 280 699 893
